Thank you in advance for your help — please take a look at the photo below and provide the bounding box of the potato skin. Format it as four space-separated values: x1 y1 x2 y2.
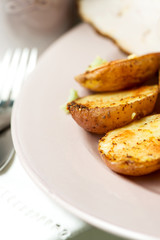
67 85 158 134
98 115 160 176
100 153 160 176
75 53 160 92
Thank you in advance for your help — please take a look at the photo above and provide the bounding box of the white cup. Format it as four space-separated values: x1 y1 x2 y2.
3 0 75 33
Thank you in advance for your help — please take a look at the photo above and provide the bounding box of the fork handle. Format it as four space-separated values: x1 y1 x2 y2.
0 108 11 133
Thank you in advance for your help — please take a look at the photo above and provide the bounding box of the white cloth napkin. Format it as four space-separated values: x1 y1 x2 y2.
0 155 88 240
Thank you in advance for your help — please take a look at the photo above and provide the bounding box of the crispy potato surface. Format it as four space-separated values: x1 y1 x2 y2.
98 114 160 176
67 85 158 134
75 53 160 92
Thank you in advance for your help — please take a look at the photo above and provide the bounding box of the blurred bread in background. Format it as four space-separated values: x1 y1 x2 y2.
78 0 160 54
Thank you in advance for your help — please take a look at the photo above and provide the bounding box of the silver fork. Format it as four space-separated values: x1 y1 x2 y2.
0 48 38 171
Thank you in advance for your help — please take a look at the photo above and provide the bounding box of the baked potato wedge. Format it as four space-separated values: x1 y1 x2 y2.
67 85 158 134
98 114 160 176
75 53 160 92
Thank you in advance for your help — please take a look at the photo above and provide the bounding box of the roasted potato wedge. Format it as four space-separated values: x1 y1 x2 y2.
67 85 158 134
75 53 160 92
99 114 160 176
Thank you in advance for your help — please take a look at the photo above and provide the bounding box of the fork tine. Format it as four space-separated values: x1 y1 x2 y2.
0 49 21 104
10 48 29 101
0 49 13 100
26 48 38 75
0 48 38 107
10 48 38 101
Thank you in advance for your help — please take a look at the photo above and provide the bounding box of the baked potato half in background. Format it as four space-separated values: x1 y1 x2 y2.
99 114 160 176
67 85 158 134
75 53 160 92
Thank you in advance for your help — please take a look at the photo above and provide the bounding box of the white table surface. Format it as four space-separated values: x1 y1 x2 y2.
0 3 126 240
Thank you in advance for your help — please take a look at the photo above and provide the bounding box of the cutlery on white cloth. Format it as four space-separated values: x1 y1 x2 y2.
0 48 38 171
0 48 89 239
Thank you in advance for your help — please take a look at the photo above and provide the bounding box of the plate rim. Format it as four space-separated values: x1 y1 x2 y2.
11 23 160 240
12 118 159 240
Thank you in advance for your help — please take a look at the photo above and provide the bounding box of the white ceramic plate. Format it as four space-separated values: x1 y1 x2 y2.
11 23 160 240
